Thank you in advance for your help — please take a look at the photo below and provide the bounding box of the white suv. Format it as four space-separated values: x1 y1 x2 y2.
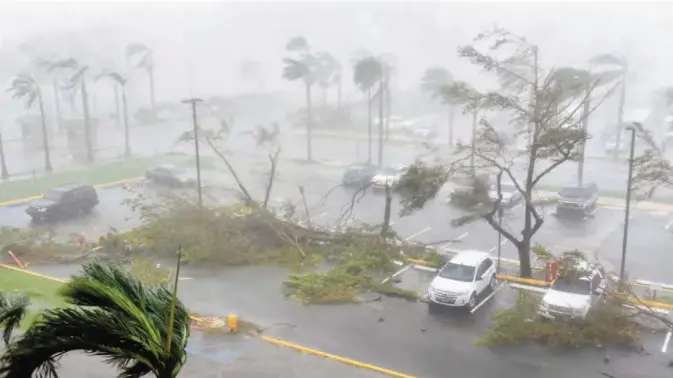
427 251 498 310
538 261 605 320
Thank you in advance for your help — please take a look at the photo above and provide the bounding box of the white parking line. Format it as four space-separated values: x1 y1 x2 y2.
440 232 468 250
381 265 412 284
178 277 193 281
488 239 509 253
665 219 673 231
405 226 431 241
470 282 505 314
663 330 672 353
511 204 522 211
313 212 328 220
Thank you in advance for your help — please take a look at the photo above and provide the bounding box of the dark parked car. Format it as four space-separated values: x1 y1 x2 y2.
146 164 195 187
26 184 99 222
556 183 598 218
342 163 378 187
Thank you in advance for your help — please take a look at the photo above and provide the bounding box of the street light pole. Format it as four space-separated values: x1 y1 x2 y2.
182 98 204 208
496 207 503 274
619 124 638 283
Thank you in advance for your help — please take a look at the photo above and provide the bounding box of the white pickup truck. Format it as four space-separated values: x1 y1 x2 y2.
538 262 605 320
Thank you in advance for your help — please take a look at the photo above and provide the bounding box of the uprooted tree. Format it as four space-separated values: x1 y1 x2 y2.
99 120 425 304
398 27 619 278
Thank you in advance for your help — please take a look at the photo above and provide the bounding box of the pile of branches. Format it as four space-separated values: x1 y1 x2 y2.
0 227 81 263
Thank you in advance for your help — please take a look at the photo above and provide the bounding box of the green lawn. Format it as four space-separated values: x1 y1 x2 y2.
0 267 68 327
0 154 217 203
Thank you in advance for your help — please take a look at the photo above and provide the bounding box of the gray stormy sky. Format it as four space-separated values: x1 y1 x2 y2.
0 1 671 107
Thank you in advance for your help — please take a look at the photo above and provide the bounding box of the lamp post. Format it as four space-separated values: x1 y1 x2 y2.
182 98 204 207
496 207 504 274
619 123 638 283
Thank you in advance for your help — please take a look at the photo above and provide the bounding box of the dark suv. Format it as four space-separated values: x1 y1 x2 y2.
342 163 378 187
26 184 100 222
556 183 598 218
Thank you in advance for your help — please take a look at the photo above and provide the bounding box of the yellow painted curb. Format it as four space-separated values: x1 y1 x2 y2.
261 336 417 378
496 274 550 287
405 257 433 266
0 176 144 207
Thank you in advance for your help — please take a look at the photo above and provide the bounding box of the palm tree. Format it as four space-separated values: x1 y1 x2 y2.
421 67 455 146
126 43 156 118
0 262 190 378
315 52 338 113
49 58 94 163
8 74 53 172
590 53 628 160
283 36 319 161
97 71 130 157
352 57 379 164
0 132 9 180
353 56 384 166
0 293 29 345
440 81 482 174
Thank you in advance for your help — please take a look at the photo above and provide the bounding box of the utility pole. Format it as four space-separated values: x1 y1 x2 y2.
619 123 638 284
182 98 203 207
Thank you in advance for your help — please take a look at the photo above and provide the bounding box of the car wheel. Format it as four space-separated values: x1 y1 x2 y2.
466 293 477 310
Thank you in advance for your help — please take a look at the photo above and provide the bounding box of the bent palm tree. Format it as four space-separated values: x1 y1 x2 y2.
8 74 53 172
440 81 483 174
49 58 94 163
353 57 384 166
421 67 455 146
97 71 130 157
0 262 190 378
283 36 319 161
127 43 156 118
0 293 29 345
590 53 628 159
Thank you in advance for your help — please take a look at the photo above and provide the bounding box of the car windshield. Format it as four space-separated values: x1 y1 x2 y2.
551 277 591 295
559 187 593 198
42 190 63 201
438 262 476 282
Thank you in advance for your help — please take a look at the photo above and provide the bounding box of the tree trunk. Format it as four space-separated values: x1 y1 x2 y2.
517 238 533 278
305 84 313 162
577 91 590 187
122 85 131 157
37 90 53 172
52 77 62 133
614 75 626 160
91 87 98 117
0 132 8 180
321 87 327 116
81 79 94 163
367 89 372 164
470 110 477 175
381 183 392 236
448 105 455 147
114 84 121 127
337 73 342 110
377 80 384 167
384 77 391 141
148 66 157 119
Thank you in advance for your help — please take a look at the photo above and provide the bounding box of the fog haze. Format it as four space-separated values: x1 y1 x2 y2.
0 1 670 104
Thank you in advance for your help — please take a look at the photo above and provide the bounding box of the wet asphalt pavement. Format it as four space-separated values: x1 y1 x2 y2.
2 150 673 283
24 262 673 378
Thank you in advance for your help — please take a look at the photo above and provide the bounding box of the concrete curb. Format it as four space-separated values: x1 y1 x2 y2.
261 336 417 378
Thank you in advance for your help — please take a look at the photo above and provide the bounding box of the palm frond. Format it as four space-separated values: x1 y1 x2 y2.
1 262 190 378
0 293 29 345
421 67 453 96
8 75 39 108
353 56 382 92
96 71 126 85
282 58 310 81
47 58 78 73
285 36 309 52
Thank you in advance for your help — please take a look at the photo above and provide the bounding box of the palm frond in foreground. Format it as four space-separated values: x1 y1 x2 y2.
0 293 29 345
0 263 189 378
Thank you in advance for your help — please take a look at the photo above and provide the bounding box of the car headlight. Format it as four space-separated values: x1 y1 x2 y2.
539 302 549 311
428 287 436 296
38 208 47 212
